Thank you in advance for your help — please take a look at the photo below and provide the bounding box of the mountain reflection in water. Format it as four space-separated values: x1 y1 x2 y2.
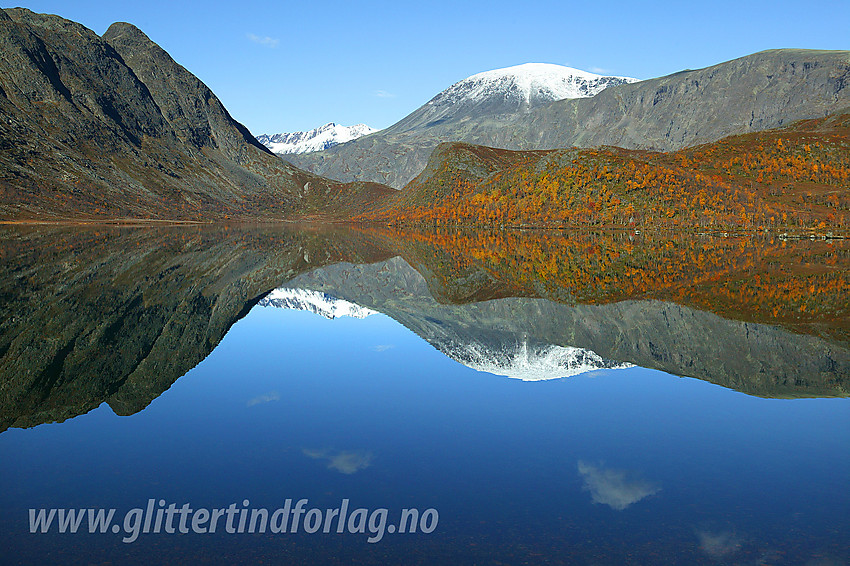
0 224 847 432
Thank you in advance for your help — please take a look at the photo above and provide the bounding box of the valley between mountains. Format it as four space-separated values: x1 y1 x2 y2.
1 8 848 233
2 9 849 566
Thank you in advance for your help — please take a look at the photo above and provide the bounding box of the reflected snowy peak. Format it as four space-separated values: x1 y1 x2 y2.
271 283 630 380
449 340 632 381
259 287 377 320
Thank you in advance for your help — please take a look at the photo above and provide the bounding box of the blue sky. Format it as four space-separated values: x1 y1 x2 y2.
9 1 850 135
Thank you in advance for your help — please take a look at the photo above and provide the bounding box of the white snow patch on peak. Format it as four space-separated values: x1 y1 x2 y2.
256 122 378 155
454 340 633 381
470 62 603 85
430 62 639 107
259 287 377 320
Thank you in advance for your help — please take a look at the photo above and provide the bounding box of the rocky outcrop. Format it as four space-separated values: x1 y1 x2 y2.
102 22 270 164
500 49 850 152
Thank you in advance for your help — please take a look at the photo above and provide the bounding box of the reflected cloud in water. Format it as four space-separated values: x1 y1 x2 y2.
303 448 374 474
577 460 661 510
695 528 742 560
246 391 280 407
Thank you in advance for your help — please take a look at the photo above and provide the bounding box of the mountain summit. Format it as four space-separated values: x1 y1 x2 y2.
430 63 637 109
259 287 377 319
257 123 377 155
389 63 637 133
286 63 637 186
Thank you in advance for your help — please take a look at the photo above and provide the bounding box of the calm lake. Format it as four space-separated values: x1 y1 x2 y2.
1 225 848 565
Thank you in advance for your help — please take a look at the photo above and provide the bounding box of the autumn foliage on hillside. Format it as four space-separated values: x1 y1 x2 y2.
360 114 850 231
367 227 849 344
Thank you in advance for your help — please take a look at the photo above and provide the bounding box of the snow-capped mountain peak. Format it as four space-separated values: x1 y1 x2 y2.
256 122 377 155
259 288 377 319
428 62 639 110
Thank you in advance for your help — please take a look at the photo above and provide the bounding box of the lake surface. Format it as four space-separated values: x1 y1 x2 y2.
0 225 848 565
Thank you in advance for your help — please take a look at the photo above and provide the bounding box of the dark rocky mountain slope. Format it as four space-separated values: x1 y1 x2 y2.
0 9 393 221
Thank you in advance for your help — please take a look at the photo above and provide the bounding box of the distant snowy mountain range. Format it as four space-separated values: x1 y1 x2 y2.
259 63 635 158
256 123 377 155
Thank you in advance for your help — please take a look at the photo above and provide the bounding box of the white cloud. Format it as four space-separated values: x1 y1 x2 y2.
303 448 373 474
590 67 611 74
373 344 394 352
246 391 280 407
577 460 660 510
374 90 396 99
247 33 279 48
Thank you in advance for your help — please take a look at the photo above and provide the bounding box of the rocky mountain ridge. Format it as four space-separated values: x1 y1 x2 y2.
288 49 850 188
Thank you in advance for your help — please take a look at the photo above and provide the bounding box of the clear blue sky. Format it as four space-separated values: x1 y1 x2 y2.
9 1 850 135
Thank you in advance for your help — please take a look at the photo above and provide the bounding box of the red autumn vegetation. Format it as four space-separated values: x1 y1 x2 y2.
366 226 849 343
360 114 850 231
